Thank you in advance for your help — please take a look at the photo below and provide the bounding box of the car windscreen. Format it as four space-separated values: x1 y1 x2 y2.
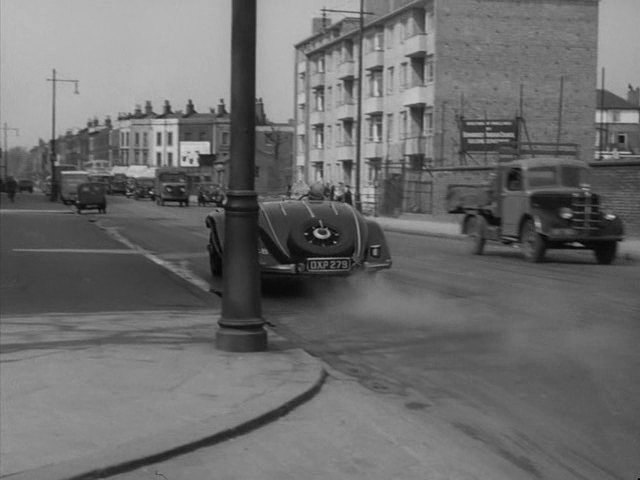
527 167 557 188
560 166 590 187
159 173 186 183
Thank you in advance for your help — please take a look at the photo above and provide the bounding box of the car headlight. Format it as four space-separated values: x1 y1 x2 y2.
558 207 573 220
602 210 617 221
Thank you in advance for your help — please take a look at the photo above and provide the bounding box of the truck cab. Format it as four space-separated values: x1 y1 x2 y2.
457 157 624 263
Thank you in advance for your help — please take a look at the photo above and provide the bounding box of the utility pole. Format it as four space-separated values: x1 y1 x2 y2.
2 123 19 178
46 69 79 201
216 0 266 352
321 2 373 212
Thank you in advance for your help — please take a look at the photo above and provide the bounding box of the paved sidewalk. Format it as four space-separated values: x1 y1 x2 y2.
0 311 325 480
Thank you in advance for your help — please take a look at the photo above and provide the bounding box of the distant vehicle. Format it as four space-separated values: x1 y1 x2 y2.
133 177 155 200
75 182 107 214
83 160 111 172
42 176 52 196
205 194 392 277
447 156 625 264
197 183 225 207
59 170 90 205
18 179 34 193
155 169 189 206
110 174 128 195
88 173 113 194
124 177 137 198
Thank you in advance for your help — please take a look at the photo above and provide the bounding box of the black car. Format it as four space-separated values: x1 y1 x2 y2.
205 196 392 277
18 179 34 193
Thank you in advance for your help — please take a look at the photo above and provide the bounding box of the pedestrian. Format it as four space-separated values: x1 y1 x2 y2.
5 176 17 203
308 182 326 201
344 185 353 205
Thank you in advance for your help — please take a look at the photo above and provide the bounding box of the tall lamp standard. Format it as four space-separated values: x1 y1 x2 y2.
321 0 373 212
2 123 19 179
46 68 79 202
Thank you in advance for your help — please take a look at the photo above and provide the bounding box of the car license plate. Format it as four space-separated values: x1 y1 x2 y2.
306 258 352 272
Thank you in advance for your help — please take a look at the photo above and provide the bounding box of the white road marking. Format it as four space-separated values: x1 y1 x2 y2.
0 209 73 214
13 249 137 254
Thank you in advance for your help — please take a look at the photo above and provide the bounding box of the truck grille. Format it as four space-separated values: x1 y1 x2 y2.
570 192 600 233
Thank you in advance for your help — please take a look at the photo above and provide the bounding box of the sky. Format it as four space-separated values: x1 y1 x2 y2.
0 0 638 149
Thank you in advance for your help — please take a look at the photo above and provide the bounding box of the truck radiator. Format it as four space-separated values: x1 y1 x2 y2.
570 192 601 233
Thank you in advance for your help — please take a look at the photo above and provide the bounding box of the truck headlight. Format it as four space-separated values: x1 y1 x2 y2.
558 207 573 220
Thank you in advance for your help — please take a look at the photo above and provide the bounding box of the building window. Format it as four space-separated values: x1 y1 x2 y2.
327 86 332 110
386 113 394 142
317 55 325 73
314 125 324 149
368 114 383 142
326 125 332 148
425 108 434 134
373 29 384 51
387 66 394 93
156 152 162 165
298 134 305 154
156 132 162 146
400 111 408 139
315 88 325 111
135 132 140 146
616 133 627 145
426 56 434 83
370 69 383 97
400 62 408 90
167 132 173 146
222 131 230 145
167 152 173 166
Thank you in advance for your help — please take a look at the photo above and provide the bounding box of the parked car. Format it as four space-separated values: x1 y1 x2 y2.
205 191 392 277
197 183 225 207
110 174 128 195
133 177 155 200
18 179 34 193
75 182 107 214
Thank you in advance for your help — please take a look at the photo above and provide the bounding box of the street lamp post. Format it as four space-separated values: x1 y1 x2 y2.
216 0 267 352
46 68 79 201
2 123 19 179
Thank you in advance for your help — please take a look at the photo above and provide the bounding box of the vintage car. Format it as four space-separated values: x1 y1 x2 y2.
197 183 225 207
110 173 128 195
18 179 34 193
155 169 189 206
76 182 107 214
133 177 155 200
205 196 392 277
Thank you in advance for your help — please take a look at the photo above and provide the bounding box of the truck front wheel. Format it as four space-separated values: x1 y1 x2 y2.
467 215 487 255
521 219 546 262
593 241 617 265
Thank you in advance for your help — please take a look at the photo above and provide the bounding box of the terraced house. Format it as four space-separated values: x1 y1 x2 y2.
294 0 599 215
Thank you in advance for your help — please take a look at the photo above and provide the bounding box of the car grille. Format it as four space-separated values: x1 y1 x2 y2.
570 191 601 234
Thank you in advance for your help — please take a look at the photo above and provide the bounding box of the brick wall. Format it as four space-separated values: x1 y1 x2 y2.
589 162 640 236
434 0 599 164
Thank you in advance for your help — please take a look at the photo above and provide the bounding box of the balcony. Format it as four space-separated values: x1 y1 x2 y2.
337 61 355 79
336 144 355 161
364 95 384 114
363 141 383 159
309 109 325 126
404 33 433 57
402 83 434 107
309 147 325 164
363 49 384 70
403 136 426 155
335 102 356 120
310 71 325 88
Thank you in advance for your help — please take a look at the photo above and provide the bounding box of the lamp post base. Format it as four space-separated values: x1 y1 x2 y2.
216 326 267 352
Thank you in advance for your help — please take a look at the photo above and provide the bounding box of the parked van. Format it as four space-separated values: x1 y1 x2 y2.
60 170 90 205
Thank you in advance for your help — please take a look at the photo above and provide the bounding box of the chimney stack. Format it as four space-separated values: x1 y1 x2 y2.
163 100 173 115
185 99 196 116
217 98 227 116
144 100 154 116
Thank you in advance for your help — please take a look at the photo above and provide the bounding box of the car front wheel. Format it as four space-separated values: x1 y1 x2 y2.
593 241 617 265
